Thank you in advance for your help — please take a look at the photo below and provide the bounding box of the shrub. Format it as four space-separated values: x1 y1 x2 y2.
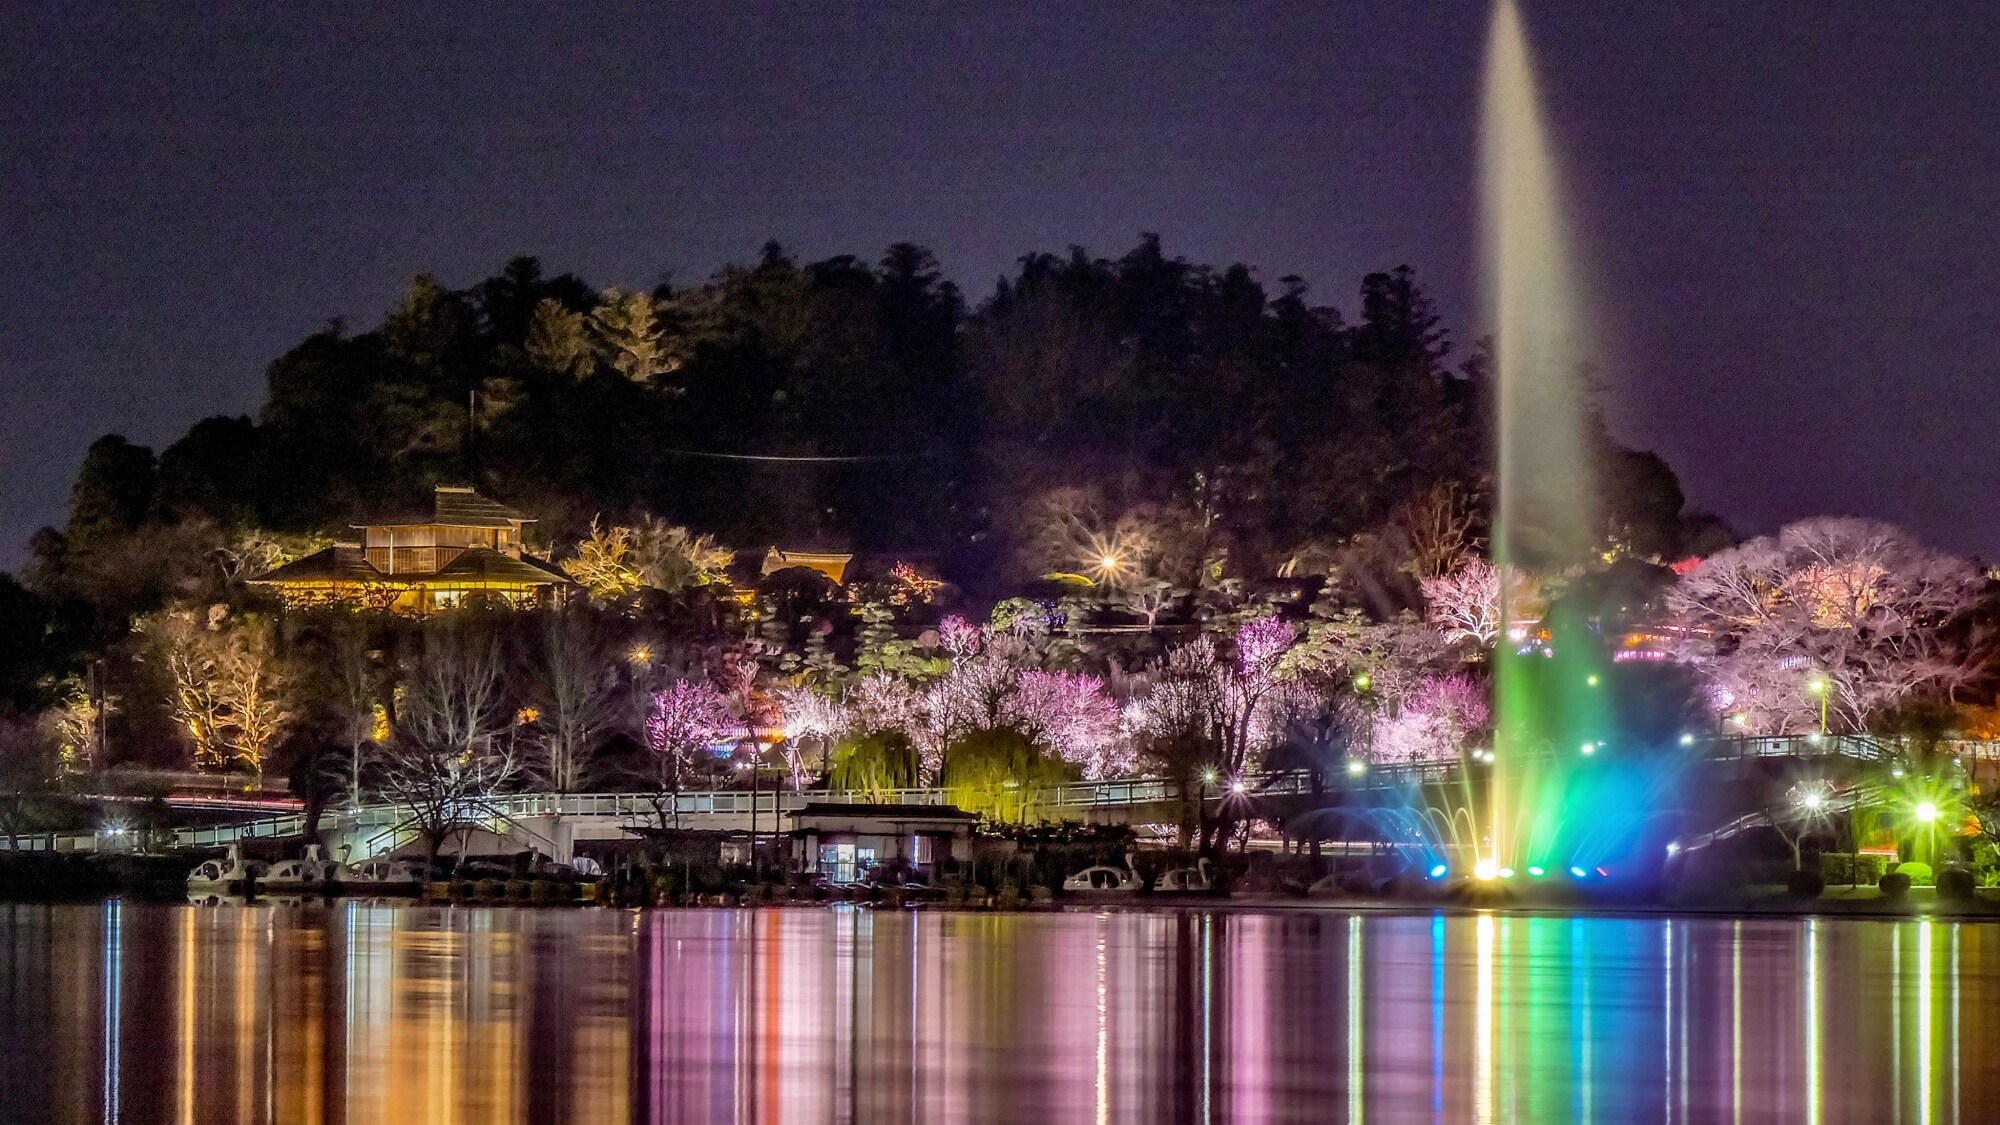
1820 852 1889 886
1893 861 1934 886
1878 872 1912 900
1937 867 1977 903
1785 869 1825 898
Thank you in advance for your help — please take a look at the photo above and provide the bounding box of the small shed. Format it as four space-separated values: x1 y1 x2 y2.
786 803 979 883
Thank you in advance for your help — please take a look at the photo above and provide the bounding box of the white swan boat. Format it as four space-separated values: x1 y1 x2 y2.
187 844 267 895
337 857 425 894
1154 857 1214 894
1064 854 1141 893
262 844 334 894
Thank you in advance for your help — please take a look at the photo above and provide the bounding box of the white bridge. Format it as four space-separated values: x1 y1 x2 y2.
14 735 1999 861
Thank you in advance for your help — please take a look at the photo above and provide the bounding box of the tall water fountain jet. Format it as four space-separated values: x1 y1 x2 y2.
1482 0 1611 871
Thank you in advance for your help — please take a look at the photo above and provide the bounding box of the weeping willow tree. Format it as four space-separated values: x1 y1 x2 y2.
941 727 1076 823
828 730 920 800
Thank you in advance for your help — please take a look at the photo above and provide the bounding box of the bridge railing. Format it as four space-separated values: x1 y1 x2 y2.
144 734 2000 851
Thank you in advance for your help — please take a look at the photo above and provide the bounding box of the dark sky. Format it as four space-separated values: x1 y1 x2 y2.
5 3 1998 568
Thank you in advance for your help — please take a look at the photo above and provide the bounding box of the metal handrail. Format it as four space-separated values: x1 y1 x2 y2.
66 732 2000 852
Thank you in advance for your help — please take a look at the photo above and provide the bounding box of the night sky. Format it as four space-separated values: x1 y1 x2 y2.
5 3 1998 568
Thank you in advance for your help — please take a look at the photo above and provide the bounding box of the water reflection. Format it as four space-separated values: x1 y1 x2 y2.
0 903 1996 1123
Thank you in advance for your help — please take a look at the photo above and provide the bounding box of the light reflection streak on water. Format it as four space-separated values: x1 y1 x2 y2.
1894 924 1903 1125
1200 912 1213 1125
1347 913 1363 1124
1430 913 1445 1122
1095 924 1108 1125
1920 918 1933 1125
1662 918 1673 1125
15 906 2000 1122
1731 920 1741 1125
1476 911 1495 1125
100 899 119 1125
1951 925 1960 1125
1807 918 1821 1125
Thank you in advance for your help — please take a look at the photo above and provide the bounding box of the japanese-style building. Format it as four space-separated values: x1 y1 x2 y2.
250 486 574 613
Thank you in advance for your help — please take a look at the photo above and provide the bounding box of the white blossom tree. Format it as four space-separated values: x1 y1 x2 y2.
1421 558 1503 647
1667 518 1983 734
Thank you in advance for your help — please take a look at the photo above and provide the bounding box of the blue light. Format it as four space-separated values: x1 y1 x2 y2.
1428 864 1448 879
1569 866 1588 879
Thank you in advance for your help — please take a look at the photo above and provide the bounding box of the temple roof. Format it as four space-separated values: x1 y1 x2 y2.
359 486 533 530
428 547 571 586
248 545 384 585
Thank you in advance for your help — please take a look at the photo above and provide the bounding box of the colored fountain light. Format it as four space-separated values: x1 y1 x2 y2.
1569 865 1589 878
1484 0 1615 874
1526 865 1545 878
1474 859 1500 881
1428 864 1449 879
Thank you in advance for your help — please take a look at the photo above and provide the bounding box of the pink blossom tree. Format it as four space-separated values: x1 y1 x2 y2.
643 678 733 825
1132 619 1301 852
1004 669 1129 779
1370 673 1490 764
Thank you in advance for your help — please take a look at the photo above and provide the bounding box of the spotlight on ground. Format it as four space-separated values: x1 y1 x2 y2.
1428 864 1448 879
1569 866 1589 879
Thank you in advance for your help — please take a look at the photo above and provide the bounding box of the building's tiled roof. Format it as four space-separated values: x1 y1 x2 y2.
785 802 979 822
433 486 531 528
248 546 386 585
428 547 572 586
361 486 532 529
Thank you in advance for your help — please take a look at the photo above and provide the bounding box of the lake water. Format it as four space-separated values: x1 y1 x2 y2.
0 902 1994 1123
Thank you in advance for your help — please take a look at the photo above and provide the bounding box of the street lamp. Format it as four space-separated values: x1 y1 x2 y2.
1345 759 1367 777
1805 674 1829 736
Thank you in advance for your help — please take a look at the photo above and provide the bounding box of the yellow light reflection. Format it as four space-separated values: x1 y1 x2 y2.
1096 929 1109 1125
1805 919 1820 1125
1348 914 1365 1124
179 908 195 1125
1919 918 1933 1125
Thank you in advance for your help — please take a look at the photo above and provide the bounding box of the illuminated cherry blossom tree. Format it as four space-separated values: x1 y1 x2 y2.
774 684 847 788
1668 518 1982 734
643 678 733 824
1369 673 1490 764
1421 558 1503 646
1004 669 1129 778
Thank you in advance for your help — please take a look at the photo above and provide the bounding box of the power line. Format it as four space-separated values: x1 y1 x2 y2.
654 448 939 463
